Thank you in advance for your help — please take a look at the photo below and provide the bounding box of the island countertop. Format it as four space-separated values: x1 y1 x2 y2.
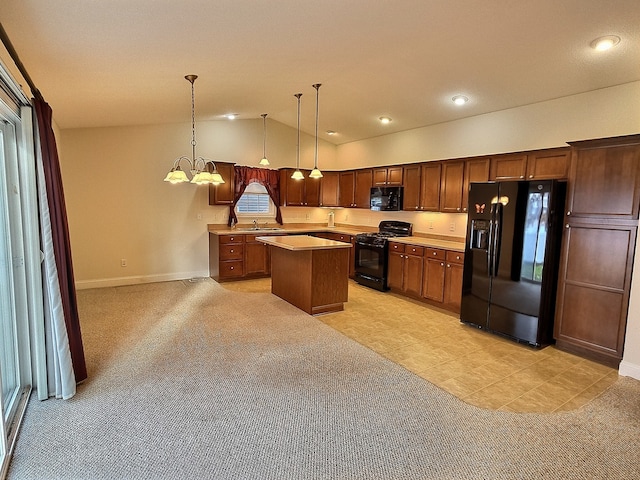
256 234 353 251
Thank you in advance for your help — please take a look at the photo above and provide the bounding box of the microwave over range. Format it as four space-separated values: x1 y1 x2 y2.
370 186 403 211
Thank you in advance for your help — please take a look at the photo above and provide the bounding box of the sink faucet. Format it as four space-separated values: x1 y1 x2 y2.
253 219 259 229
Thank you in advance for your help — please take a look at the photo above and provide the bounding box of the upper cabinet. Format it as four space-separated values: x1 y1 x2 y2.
402 164 422 211
319 171 340 207
489 153 528 180
373 166 403 186
420 162 442 211
338 169 372 208
526 148 570 180
279 169 320 207
462 157 491 213
440 161 465 213
208 162 236 205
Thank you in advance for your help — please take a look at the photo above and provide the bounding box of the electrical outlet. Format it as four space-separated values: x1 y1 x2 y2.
120 259 127 267
429 221 434 229
196 213 202 220
449 223 455 232
305 214 310 220
345 214 349 221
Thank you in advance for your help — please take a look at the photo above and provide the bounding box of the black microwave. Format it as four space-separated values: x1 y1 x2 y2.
370 186 403 211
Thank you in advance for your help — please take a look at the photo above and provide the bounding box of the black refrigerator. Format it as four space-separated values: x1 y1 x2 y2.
460 180 566 346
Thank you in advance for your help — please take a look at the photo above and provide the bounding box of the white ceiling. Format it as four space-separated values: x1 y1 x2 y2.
1 0 639 144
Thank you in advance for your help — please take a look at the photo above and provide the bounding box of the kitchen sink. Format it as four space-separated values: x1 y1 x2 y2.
236 227 284 232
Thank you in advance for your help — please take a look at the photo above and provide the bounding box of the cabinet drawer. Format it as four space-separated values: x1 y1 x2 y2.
426 248 445 260
219 260 244 278
219 234 243 244
389 242 405 253
220 244 244 260
446 251 464 264
336 234 352 243
405 245 424 256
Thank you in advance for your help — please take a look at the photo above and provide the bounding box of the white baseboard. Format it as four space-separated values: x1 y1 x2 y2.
75 271 211 290
619 360 640 380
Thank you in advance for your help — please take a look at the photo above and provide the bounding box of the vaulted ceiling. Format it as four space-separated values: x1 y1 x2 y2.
1 1 639 144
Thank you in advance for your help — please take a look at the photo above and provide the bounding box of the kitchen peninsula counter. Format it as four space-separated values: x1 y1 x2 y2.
257 235 352 315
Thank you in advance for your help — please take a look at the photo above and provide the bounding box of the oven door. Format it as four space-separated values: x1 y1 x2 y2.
354 241 389 291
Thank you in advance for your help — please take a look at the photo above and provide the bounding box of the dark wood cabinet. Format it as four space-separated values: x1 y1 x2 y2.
462 157 491 213
339 171 355 207
402 164 422 211
422 248 446 302
209 234 244 280
208 162 236 205
280 169 320 206
420 162 442 211
373 166 403 186
312 232 355 278
244 234 270 276
354 169 373 207
319 171 340 207
387 242 423 297
554 134 640 367
440 161 465 213
443 251 465 312
489 153 528 180
526 148 570 180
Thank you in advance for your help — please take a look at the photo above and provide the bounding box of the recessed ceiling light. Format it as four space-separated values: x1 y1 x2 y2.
225 113 238 120
590 35 621 51
326 130 336 136
379 116 392 124
452 95 469 106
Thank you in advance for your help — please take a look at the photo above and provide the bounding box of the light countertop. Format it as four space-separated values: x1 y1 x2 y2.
256 235 353 251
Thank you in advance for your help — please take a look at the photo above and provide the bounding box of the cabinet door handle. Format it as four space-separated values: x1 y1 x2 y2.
447 264 451 268
440 262 444 266
230 266 234 270
230 249 234 253
529 174 534 179
565 224 570 229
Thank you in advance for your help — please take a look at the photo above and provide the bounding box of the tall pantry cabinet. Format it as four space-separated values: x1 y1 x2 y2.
554 134 640 367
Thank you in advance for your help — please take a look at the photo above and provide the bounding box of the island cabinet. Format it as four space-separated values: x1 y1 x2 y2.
339 169 373 208
279 169 320 206
373 166 403 186
208 162 236 205
312 232 356 277
422 248 465 313
554 134 640 367
387 242 424 297
319 171 340 207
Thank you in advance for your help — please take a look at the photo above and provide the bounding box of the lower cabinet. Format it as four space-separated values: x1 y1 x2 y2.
389 242 464 313
210 233 284 281
388 243 424 297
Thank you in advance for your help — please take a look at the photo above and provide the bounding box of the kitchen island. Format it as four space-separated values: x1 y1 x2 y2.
256 235 352 315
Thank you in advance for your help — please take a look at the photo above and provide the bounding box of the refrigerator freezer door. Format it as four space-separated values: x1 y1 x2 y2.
487 181 550 345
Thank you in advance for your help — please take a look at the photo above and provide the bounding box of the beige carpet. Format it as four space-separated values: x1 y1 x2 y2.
7 279 640 479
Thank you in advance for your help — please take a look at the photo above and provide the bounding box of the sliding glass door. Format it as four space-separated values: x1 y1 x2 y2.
0 97 34 475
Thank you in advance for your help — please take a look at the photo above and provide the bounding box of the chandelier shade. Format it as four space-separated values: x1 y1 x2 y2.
163 75 225 185
309 83 323 179
291 93 304 180
259 113 270 166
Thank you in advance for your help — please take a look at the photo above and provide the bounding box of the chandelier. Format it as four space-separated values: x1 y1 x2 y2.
163 75 225 185
291 93 304 180
309 83 323 179
259 113 270 166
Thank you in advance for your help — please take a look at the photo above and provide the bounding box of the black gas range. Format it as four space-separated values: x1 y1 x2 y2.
354 221 413 291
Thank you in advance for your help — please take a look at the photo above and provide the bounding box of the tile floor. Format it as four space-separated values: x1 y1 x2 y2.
221 277 618 413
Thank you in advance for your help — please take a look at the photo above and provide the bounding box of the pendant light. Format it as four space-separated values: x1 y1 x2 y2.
259 113 270 166
309 83 323 179
291 93 305 180
163 75 225 185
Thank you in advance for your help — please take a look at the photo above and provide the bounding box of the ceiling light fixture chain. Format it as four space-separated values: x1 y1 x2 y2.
291 93 304 180
259 113 269 166
163 75 225 185
309 83 323 179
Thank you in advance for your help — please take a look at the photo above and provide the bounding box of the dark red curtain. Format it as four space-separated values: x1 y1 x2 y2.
228 166 282 226
34 94 87 383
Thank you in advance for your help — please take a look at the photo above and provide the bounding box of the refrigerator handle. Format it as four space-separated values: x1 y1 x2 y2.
492 203 503 276
488 202 502 277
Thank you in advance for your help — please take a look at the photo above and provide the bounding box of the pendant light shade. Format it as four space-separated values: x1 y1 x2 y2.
163 75 225 185
291 93 304 180
259 113 270 166
309 83 323 179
